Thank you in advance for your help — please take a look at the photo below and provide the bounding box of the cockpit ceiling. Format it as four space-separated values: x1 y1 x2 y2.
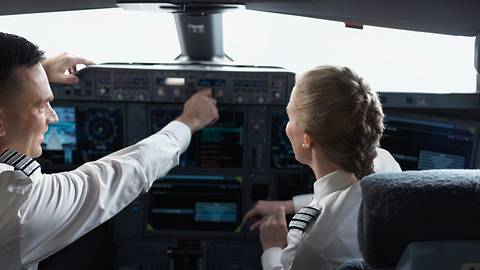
1 0 479 36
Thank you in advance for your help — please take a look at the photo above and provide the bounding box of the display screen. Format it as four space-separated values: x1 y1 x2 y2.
150 107 182 133
270 109 302 169
41 106 124 167
198 79 226 87
43 107 77 164
151 106 244 168
233 80 269 88
381 114 478 170
146 175 242 232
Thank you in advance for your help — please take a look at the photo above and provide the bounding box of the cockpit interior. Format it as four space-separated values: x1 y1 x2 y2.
1 1 479 269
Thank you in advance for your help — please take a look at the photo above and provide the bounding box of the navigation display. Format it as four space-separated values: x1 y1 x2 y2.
151 106 244 168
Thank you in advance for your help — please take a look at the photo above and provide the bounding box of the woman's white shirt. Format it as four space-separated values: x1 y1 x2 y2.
262 171 361 270
291 148 401 212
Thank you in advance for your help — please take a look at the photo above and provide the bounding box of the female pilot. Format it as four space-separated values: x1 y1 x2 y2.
259 65 384 270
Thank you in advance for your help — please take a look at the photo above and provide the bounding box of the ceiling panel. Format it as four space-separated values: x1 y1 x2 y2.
1 0 479 36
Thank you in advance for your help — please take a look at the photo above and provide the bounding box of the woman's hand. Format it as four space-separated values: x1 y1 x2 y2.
259 207 288 251
241 200 294 231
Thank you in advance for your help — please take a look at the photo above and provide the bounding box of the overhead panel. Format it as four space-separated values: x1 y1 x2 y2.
1 0 480 36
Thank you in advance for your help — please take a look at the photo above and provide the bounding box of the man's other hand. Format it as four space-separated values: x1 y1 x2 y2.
42 52 95 84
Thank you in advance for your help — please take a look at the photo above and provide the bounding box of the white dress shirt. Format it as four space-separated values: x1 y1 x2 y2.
262 148 402 270
292 148 401 212
0 121 191 270
262 171 361 270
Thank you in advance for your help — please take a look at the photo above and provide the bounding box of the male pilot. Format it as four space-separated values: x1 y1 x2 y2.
0 32 219 270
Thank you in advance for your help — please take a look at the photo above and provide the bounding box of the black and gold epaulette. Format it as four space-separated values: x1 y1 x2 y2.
288 206 321 233
0 149 41 177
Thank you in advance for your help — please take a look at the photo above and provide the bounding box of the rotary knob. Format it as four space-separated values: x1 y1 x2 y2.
157 87 165 96
99 87 109 95
137 92 146 101
116 92 124 100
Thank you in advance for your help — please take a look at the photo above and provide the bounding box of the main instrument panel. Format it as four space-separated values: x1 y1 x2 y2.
41 64 480 270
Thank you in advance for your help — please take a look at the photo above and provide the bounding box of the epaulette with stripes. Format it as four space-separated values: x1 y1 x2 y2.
0 149 41 177
288 206 321 233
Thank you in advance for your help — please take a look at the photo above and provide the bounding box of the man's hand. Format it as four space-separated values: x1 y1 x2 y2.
259 207 288 251
241 200 294 231
176 88 219 133
42 52 95 84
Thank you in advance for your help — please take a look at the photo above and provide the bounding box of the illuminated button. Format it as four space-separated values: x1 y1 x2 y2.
157 87 165 96
99 87 109 95
257 96 265 103
273 91 281 99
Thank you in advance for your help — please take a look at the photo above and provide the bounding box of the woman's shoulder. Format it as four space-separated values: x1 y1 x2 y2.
307 181 361 235
302 184 361 256
374 148 402 173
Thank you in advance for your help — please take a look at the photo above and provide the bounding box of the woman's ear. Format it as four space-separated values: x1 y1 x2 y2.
302 133 312 148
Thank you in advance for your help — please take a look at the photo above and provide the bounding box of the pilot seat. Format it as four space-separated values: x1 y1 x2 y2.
339 169 480 270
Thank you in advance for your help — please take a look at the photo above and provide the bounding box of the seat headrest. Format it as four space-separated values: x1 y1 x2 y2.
358 169 480 269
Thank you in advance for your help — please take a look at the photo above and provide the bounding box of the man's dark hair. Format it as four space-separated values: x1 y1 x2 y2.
0 32 45 101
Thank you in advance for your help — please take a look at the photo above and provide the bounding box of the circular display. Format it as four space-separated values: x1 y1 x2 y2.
86 113 118 145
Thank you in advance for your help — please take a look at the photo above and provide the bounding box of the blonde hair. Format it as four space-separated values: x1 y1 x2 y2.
293 65 384 179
